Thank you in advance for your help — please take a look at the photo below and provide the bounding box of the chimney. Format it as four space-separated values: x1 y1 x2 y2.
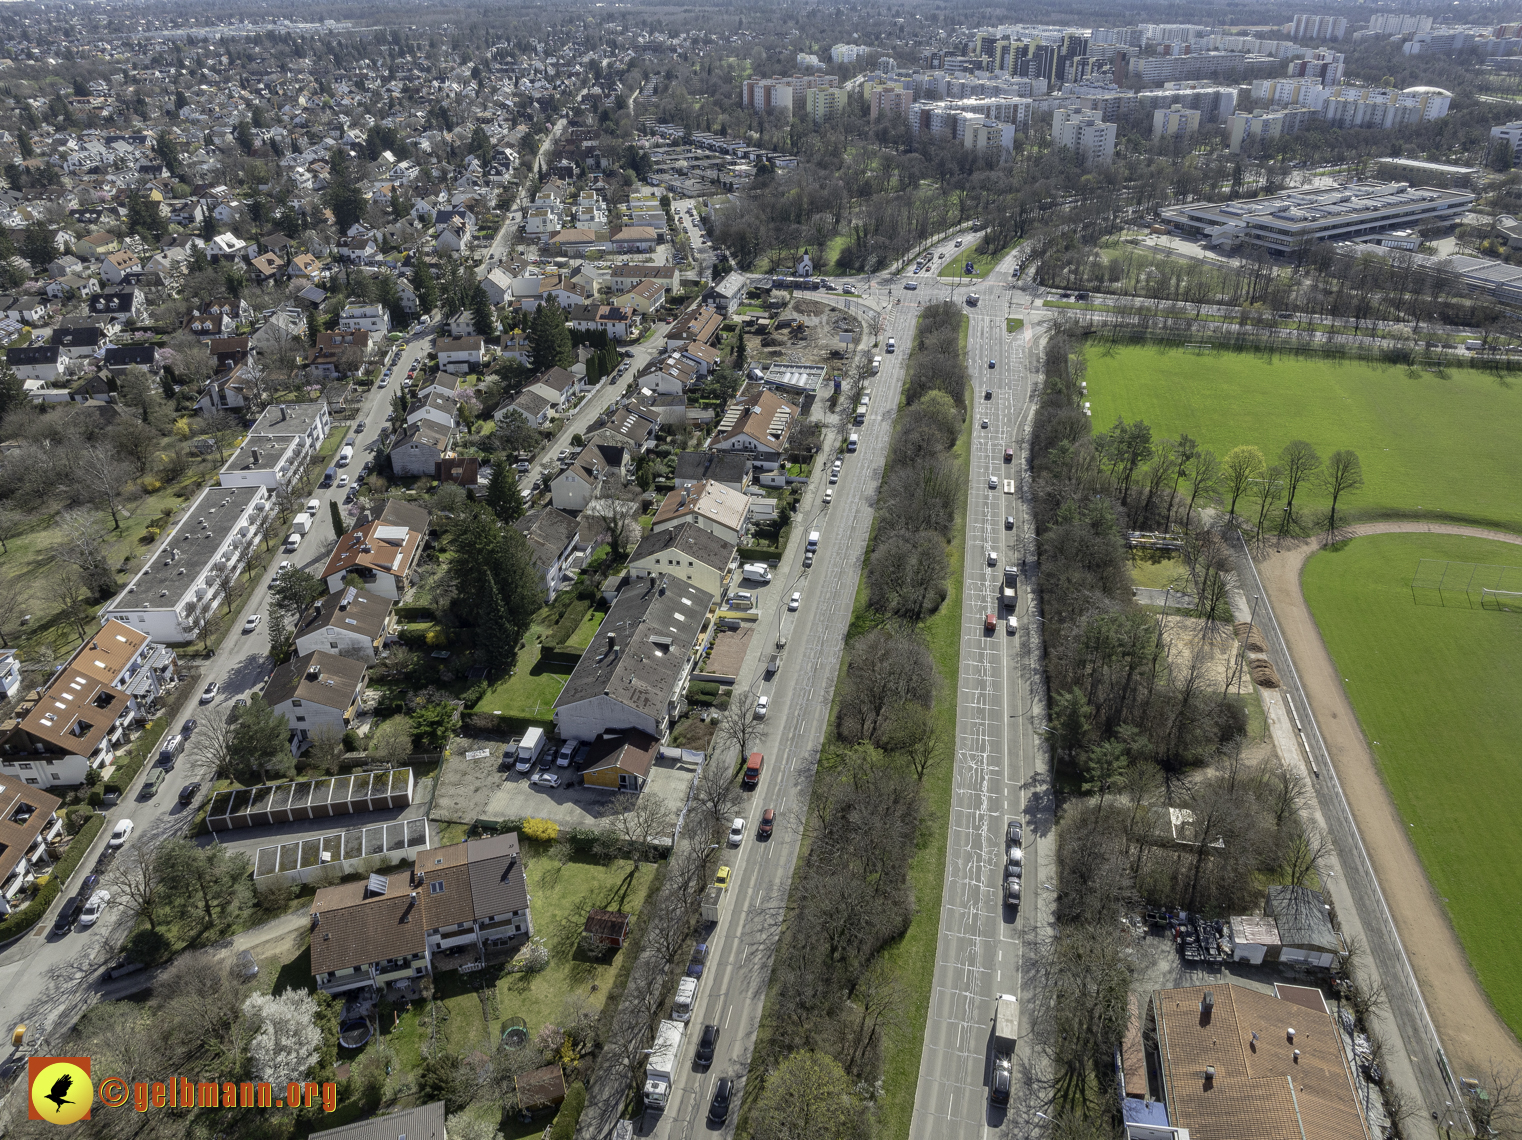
1286 1027 1296 1042
1201 991 1214 1014
250 448 261 464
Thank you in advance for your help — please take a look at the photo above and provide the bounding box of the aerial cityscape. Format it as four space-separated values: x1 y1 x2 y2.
0 0 1519 1137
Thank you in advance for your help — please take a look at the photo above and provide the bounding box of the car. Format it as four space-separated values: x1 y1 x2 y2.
199 681 218 703
695 1023 719 1066
356 420 365 430
78 890 110 927
789 592 801 611
987 551 997 566
1006 820 1024 846
985 613 996 633
236 949 260 978
108 819 134 848
180 718 197 736
985 388 993 399
179 781 202 805
713 865 732 888
337 475 349 487
829 469 840 485
1007 615 1018 635
530 772 562 788
1006 515 1015 529
990 1065 1011 1106
1004 447 1014 462
758 809 775 839
538 749 553 770
1007 844 1024 866
242 614 261 633
688 944 710 979
729 818 746 845
80 873 99 895
277 560 293 574
988 475 998 489
823 489 833 505
989 359 996 369
709 1078 733 1124
1004 879 1021 906
981 418 988 429
556 739 576 768
54 896 84 933
755 696 768 720
802 550 814 568
1005 859 1023 881
378 378 388 388
903 281 918 290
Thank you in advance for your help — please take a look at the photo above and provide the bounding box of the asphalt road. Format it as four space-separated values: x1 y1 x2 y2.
634 295 919 1140
0 329 424 1056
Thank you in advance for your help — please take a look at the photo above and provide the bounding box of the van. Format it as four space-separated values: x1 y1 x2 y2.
742 752 764 789
847 434 858 453
140 768 166 799
157 734 183 767
741 563 772 583
305 499 320 515
291 515 311 534
321 467 337 487
854 404 866 426
517 727 547 767
871 356 882 374
337 445 354 467
672 976 698 1022
885 337 896 353
284 533 302 552
807 531 820 551
729 591 754 611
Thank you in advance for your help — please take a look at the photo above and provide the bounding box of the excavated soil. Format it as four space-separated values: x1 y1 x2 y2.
1258 522 1522 1078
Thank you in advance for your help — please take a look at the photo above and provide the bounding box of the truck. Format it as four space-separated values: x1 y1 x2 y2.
1001 566 1019 608
766 637 786 677
517 727 547 767
701 884 727 924
337 445 354 467
854 402 867 426
993 993 1019 1065
742 751 764 789
807 531 820 552
642 1020 685 1111
871 355 882 374
291 515 312 534
671 975 698 1021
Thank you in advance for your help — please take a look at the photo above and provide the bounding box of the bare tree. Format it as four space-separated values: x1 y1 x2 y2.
1471 1063 1522 1140
1250 463 1286 541
150 949 254 1069
110 846 165 932
598 792 674 865
0 573 27 647
53 508 116 593
209 556 240 614
194 714 242 781
1278 439 1321 531
304 725 347 775
47 568 92 642
184 594 216 653
879 700 948 781
592 488 644 563
686 755 742 848
712 690 765 762
1182 447 1220 525
0 504 27 554
1320 449 1364 536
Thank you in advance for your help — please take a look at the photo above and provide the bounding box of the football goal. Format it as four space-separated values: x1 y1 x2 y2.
1481 588 1522 612
1412 559 1522 609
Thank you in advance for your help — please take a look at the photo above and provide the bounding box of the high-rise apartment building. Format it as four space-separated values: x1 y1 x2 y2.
1052 107 1116 165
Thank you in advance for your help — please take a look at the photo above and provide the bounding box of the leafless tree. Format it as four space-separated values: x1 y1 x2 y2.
598 791 673 866
194 712 242 781
836 627 936 744
1181 447 1220 525
1249 463 1286 542
0 573 27 647
109 418 161 476
879 700 948 781
47 569 92 642
1470 1063 1522 1140
77 442 135 530
592 488 644 563
53 508 115 594
184 594 216 653
110 845 165 932
0 504 27 554
712 689 765 763
209 556 240 615
304 725 347 775
1320 449 1364 537
150 949 254 1069
686 755 742 848
1279 440 1322 531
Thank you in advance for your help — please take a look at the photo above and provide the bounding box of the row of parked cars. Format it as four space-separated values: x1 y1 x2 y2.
497 728 589 788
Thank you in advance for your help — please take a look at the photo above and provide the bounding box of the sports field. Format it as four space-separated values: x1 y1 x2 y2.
1303 532 1522 1036
1084 345 1522 532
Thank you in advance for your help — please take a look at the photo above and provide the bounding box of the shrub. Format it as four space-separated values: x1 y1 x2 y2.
463 680 489 708
141 479 163 494
64 806 96 836
424 629 449 649
123 927 172 965
86 789 104 807
138 527 161 544
549 1082 587 1140
342 729 362 752
685 681 720 705
551 599 591 645
522 817 559 842
0 879 58 944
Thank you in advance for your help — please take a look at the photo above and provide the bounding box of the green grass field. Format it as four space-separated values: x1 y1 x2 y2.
938 241 1014 281
1303 532 1522 1036
1085 345 1522 532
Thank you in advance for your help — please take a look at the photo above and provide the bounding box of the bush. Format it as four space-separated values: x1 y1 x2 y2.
551 599 592 645
123 927 172 965
0 879 59 944
463 680 489 708
86 789 104 807
64 806 96 836
343 729 362 752
522 817 559 842
424 629 449 650
685 681 721 705
549 1083 587 1140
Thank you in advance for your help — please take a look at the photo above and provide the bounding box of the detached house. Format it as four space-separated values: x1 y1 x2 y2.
319 520 424 600
524 366 578 412
712 389 798 470
651 480 750 545
436 337 484 375
630 522 735 600
338 302 390 335
264 651 367 745
73 232 121 258
6 345 64 386
551 443 626 512
515 507 582 600
390 422 453 478
293 588 395 663
99 250 141 285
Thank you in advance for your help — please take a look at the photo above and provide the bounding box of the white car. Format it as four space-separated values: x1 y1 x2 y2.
530 772 562 788
277 560 292 573
987 551 997 566
1007 615 1018 635
337 475 349 487
108 819 134 848
728 818 746 846
755 696 769 719
789 592 801 611
829 469 840 485
379 378 388 388
78 890 111 928
988 475 998 489
242 614 261 633
823 489 833 505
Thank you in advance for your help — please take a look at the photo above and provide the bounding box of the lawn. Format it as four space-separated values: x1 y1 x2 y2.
938 241 1016 281
470 659 573 721
1303 532 1522 1037
1085 345 1522 533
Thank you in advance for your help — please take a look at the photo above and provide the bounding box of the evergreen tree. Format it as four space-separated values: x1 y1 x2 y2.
329 499 346 541
20 220 53 269
529 299 573 371
476 575 515 678
484 463 522 524
414 256 438 315
0 366 27 422
16 130 31 159
469 283 498 338
322 148 366 231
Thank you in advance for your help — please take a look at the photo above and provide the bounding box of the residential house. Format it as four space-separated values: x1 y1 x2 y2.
515 507 582 600
546 228 600 255
415 374 460 402
338 302 390 335
436 217 473 255
496 389 552 429
90 287 146 321
551 443 627 512
67 373 114 405
264 651 367 745
183 311 238 341
673 451 752 492
618 279 666 314
581 730 660 791
603 405 661 448
310 329 373 378
47 255 84 280
665 306 723 351
629 522 734 600
651 480 749 545
308 872 429 995
217 401 333 491
710 270 750 315
0 776 63 903
249 252 285 285
494 331 533 363
0 296 48 324
338 233 379 263
6 346 64 386
287 254 322 284
319 520 424 601
207 232 249 261
407 392 459 434
45 275 98 302
293 588 395 664
0 649 20 701
482 266 514 305
195 369 250 416
414 832 533 969
525 367 578 412
436 336 484 375
711 389 797 470
553 575 714 742
208 336 252 373
389 422 453 478
101 484 272 643
73 232 121 258
567 303 634 342
49 325 105 362
606 264 681 294
610 226 658 253
99 250 141 285
102 345 158 375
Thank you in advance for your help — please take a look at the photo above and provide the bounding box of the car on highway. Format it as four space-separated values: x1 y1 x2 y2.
108 819 134 848
988 475 998 489
985 613 996 633
728 818 746 846
987 551 997 566
688 943 709 978
1006 515 1015 529
989 359 996 369
714 865 732 889
79 890 111 928
54 896 84 933
1007 819 1023 846
708 1078 733 1124
179 782 202 805
695 1024 719 1067
789 592 801 611
199 681 218 703
529 772 562 788
903 281 918 290
180 719 197 736
981 418 988 429
755 696 768 720
242 614 261 633
758 809 775 839
1007 615 1018 635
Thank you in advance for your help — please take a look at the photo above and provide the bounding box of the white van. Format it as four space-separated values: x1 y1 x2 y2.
871 356 882 374
672 975 697 1021
741 563 772 583
885 337 896 353
284 533 301 552
290 515 311 534
847 433 859 453
305 499 320 515
807 531 820 551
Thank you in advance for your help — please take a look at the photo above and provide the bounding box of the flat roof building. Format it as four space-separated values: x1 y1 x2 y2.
218 401 332 491
1162 180 1474 255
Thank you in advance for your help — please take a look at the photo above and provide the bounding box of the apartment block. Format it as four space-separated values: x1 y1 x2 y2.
1052 107 1116 165
1153 104 1202 140
1289 15 1347 42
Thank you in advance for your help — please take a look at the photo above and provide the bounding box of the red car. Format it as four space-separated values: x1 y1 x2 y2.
985 613 996 633
1004 447 1014 462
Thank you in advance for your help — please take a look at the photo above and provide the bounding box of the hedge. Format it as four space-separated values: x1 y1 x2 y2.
537 645 584 667
0 813 104 943
549 1082 587 1140
549 598 592 645
736 546 782 562
471 818 666 861
685 681 721 705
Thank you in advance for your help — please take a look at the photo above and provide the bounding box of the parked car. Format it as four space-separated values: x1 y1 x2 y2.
1006 819 1023 847
988 474 998 489
180 719 197 736
108 819 134 848
53 896 84 933
78 889 111 927
556 739 576 768
987 551 997 566
985 613 996 633
754 696 768 720
713 865 732 889
728 818 745 846
199 681 218 703
1007 615 1018 635
242 614 261 633
530 772 562 788
179 781 202 805
789 592 801 611
688 943 709 979
1005 515 1015 529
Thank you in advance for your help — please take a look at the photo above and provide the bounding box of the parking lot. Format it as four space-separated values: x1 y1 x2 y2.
429 734 702 833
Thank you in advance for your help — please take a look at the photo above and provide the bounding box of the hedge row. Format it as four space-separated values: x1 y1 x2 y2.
549 1082 587 1140
537 645 585 667
474 818 666 861
549 598 592 645
0 813 105 943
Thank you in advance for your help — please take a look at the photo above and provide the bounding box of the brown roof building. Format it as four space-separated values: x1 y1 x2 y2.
1150 983 1370 1140
319 520 424 601
0 774 63 903
581 730 660 792
583 908 631 948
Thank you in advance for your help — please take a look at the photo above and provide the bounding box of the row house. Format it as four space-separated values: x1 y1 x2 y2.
0 776 64 904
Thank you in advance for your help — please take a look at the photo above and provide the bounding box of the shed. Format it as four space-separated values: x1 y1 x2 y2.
583 908 631 949
516 1064 568 1111
580 730 660 792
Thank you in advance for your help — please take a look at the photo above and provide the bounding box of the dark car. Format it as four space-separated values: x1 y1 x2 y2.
708 1078 733 1124
688 943 709 978
538 751 553 771
1005 819 1023 847
990 1065 1011 1106
180 719 197 736
695 1024 719 1067
757 809 775 839
179 782 202 805
80 872 98 895
53 895 85 933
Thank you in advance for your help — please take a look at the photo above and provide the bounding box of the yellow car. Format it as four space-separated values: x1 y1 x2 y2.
714 866 732 889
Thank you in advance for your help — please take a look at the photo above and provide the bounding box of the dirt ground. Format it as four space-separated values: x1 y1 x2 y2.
1258 523 1522 1078
1161 614 1257 699
745 297 863 367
